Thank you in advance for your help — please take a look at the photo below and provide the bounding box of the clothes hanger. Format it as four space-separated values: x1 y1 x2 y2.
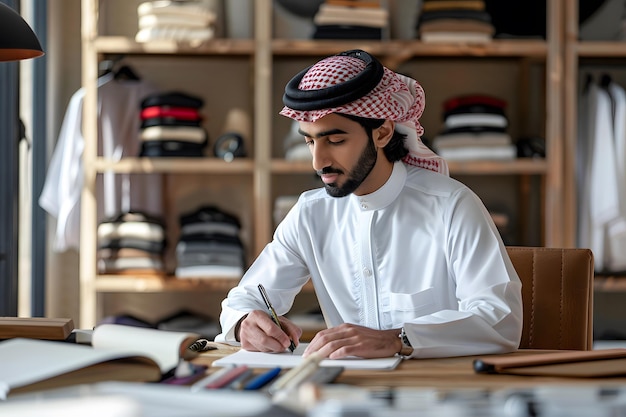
113 64 140 81
97 55 141 81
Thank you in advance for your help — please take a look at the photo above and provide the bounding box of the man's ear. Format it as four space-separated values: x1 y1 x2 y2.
374 120 395 148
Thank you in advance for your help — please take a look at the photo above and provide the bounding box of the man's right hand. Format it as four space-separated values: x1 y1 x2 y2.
237 310 302 353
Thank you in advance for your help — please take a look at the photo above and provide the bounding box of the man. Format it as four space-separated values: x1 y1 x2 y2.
216 50 523 359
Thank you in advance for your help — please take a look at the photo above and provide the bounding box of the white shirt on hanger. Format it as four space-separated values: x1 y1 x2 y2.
39 73 162 251
587 82 620 271
606 82 626 271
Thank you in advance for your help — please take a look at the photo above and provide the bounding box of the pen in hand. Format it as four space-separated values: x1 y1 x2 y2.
258 283 297 352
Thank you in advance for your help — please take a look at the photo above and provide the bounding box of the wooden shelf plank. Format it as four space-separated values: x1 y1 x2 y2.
272 39 548 59
94 36 256 55
95 275 315 293
95 275 242 292
271 158 548 175
93 37 547 59
93 157 254 174
576 41 626 58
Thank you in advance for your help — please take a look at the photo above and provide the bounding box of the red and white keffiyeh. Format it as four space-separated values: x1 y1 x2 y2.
279 54 449 176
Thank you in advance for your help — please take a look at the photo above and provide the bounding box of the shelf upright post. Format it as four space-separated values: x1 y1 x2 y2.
79 0 99 328
562 0 579 248
544 0 566 247
253 0 273 256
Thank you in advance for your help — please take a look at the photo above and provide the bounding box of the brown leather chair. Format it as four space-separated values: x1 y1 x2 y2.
507 246 594 351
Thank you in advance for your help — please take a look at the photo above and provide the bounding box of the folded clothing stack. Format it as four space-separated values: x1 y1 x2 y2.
139 91 208 157
135 0 217 43
97 211 167 275
312 0 389 40
432 94 516 161
175 205 245 279
417 0 495 43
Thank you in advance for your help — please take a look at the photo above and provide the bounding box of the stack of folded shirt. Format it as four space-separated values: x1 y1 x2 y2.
417 0 495 43
175 205 245 279
97 211 167 275
432 94 516 161
312 0 389 40
139 91 208 157
135 1 218 43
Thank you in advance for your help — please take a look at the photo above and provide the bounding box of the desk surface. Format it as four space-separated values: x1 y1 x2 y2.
195 344 626 392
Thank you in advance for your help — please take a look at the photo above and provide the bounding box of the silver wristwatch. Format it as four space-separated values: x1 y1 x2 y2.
398 326 414 358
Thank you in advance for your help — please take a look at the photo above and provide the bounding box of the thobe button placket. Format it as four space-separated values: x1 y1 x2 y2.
356 209 378 328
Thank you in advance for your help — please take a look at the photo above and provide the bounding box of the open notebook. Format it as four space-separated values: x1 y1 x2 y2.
0 324 200 398
212 343 402 371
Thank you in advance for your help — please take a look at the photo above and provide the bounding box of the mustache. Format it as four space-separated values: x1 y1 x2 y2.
316 167 343 176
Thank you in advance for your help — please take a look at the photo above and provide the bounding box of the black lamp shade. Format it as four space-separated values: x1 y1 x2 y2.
0 2 44 62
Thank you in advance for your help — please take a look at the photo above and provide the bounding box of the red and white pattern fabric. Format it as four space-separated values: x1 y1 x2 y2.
280 55 449 176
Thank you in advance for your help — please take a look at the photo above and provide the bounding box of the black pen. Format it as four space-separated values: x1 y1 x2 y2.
258 283 296 352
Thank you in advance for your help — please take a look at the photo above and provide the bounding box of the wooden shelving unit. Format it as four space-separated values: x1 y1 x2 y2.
563 0 626 293
79 0 565 328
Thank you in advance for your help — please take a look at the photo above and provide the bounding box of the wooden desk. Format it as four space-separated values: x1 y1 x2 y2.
196 345 626 393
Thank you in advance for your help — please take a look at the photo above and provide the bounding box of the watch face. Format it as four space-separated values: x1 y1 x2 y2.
214 133 245 161
401 327 412 347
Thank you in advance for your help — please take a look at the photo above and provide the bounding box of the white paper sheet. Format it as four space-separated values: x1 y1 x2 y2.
212 343 402 371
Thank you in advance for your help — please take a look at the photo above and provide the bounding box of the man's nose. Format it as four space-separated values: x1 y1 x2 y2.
311 144 331 172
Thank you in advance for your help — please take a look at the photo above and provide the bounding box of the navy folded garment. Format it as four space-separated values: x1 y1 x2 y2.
179 205 241 229
180 222 240 237
313 25 382 40
179 233 242 245
140 140 205 157
444 103 507 118
97 237 166 254
176 251 244 268
141 91 204 109
418 9 493 25
443 125 507 134
141 117 202 129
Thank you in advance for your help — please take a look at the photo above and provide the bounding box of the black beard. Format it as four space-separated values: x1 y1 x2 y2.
323 139 378 198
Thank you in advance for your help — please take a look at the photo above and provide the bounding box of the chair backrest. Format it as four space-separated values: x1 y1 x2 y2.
506 246 594 351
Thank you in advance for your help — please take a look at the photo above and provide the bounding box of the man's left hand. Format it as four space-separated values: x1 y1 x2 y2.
303 323 401 359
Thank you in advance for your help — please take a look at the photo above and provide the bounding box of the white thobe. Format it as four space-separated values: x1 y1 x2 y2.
217 162 523 358
607 82 626 271
586 82 621 271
